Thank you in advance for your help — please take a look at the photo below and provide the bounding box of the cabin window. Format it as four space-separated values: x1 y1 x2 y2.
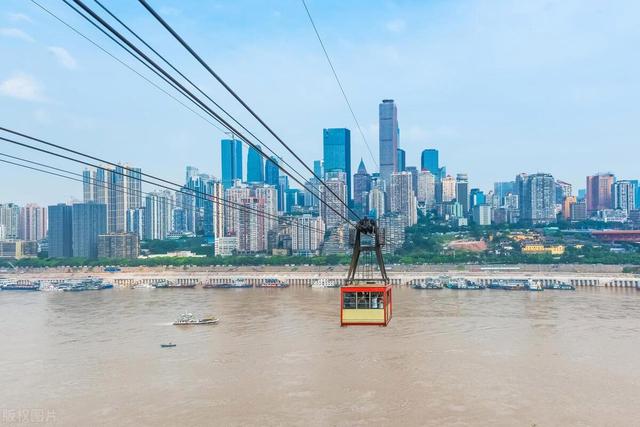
343 291 385 309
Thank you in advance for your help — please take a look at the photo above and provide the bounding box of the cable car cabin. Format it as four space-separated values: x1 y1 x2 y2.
340 285 392 326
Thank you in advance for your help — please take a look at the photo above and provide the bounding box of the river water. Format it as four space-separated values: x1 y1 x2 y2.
1 286 638 426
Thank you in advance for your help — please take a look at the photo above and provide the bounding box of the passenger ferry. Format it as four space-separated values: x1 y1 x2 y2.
256 278 288 288
203 278 253 289
173 313 219 325
310 278 341 288
0 280 40 291
60 278 113 291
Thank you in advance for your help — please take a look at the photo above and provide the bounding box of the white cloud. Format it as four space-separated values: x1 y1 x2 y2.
48 46 77 70
8 13 33 24
0 27 34 42
385 19 406 33
0 73 46 102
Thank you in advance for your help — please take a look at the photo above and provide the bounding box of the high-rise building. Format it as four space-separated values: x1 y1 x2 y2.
521 173 556 224
417 170 436 208
48 204 73 258
289 215 325 256
221 139 243 188
321 171 348 229
265 156 280 186
143 191 171 240
456 173 469 214
469 189 486 212
379 99 398 185
405 166 418 197
19 204 47 241
237 197 267 253
313 160 323 178
472 204 492 226
323 128 352 200
368 187 385 219
353 159 371 217
72 202 107 258
586 173 614 213
127 207 145 241
277 176 289 212
203 178 224 239
253 184 278 236
396 148 406 172
494 181 515 202
246 145 265 184
97 233 139 259
390 171 417 226
224 182 251 237
555 180 572 204
613 180 637 214
562 196 577 220
570 201 588 221
0 203 20 240
439 175 457 203
420 149 439 175
82 169 94 202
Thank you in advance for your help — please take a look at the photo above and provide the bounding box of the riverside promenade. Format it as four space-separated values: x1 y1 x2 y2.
4 264 640 288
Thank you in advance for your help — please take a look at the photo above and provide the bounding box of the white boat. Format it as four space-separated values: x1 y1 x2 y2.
310 278 341 288
173 313 219 325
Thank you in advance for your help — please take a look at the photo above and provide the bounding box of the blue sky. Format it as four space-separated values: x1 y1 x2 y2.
1 0 639 204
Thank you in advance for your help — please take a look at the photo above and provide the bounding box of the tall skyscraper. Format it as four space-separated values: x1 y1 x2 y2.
456 173 469 214
323 128 352 200
321 171 348 229
613 180 636 214
494 181 515 201
379 99 398 185
390 171 417 226
417 170 436 208
368 187 385 219
555 180 572 204
353 159 371 217
0 203 20 240
48 204 73 258
144 191 171 240
313 160 323 178
19 204 47 241
396 148 406 172
224 182 251 237
82 169 94 202
203 178 224 239
586 173 615 213
420 149 439 174
72 202 107 258
278 175 289 212
221 139 243 188
469 189 486 211
246 145 265 184
440 175 457 203
521 173 556 224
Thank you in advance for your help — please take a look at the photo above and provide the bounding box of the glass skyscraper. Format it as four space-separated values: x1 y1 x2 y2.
48 203 73 258
72 202 107 258
379 99 398 185
221 139 243 188
265 156 280 187
246 145 264 184
396 148 406 172
421 149 439 174
323 128 351 200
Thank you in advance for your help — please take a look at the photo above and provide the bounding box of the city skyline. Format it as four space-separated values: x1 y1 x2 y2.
2 0 640 204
